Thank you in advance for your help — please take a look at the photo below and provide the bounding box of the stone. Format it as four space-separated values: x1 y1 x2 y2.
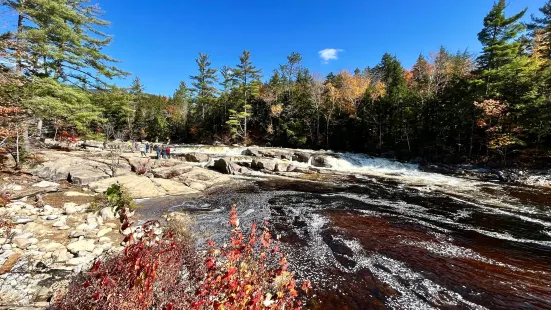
251 158 277 171
242 148 261 157
312 155 333 168
293 152 311 163
100 207 115 220
86 216 98 229
63 202 78 215
96 215 103 226
99 236 112 243
66 256 93 266
188 182 207 191
212 158 242 175
76 223 90 231
151 164 193 179
184 152 210 162
32 152 115 185
92 247 104 256
69 231 86 238
67 239 95 254
38 242 64 252
4 184 22 191
213 158 234 174
31 180 60 188
89 175 166 198
45 215 58 220
13 218 33 224
275 162 290 172
12 238 32 249
52 248 72 263
286 164 297 172
52 219 66 227
97 227 112 237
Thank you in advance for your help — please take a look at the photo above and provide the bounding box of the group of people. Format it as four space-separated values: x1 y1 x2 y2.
139 142 172 159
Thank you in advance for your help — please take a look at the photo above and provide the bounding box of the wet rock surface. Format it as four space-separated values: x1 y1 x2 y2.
139 171 551 310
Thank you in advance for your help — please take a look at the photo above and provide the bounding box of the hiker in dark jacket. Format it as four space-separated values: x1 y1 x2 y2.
154 144 161 159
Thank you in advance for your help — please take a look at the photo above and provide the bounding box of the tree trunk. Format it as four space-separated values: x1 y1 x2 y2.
316 109 320 146
326 120 330 147
15 0 25 76
15 129 20 168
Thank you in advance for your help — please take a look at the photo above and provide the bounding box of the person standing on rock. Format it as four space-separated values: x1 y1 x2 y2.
145 143 150 154
155 144 161 159
166 146 171 159
161 145 167 159
140 144 147 157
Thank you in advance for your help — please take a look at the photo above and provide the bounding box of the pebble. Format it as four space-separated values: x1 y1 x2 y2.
13 218 33 224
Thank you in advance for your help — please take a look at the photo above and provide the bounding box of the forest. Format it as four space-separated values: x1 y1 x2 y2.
1 0 551 166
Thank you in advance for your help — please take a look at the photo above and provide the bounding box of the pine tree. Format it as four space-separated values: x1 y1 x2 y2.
528 0 551 60
228 50 261 141
2 0 128 88
477 0 527 96
189 53 218 121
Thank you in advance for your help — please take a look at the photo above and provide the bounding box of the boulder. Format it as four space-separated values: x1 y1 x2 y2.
184 152 210 162
67 239 95 254
213 158 239 175
251 158 277 171
312 155 332 168
63 202 78 215
292 152 311 163
13 237 32 249
275 162 290 172
52 247 72 263
89 175 166 198
242 148 261 157
179 167 232 188
33 152 114 185
100 207 116 221
151 163 193 179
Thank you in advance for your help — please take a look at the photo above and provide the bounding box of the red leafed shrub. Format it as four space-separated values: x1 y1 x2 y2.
51 220 203 310
58 131 79 144
192 205 311 309
51 205 311 310
135 159 151 175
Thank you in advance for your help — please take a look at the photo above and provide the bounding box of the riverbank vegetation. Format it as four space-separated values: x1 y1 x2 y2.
51 199 311 310
1 0 551 169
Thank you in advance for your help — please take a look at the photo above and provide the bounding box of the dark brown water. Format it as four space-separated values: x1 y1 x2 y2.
138 173 551 310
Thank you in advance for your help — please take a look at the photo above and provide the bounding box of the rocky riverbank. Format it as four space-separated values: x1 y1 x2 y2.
1 141 549 308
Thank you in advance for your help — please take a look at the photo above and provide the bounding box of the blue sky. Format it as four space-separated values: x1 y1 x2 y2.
6 0 549 95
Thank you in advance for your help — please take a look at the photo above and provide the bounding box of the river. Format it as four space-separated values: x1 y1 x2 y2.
138 147 551 310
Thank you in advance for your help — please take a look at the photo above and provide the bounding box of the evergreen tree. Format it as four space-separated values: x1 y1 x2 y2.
227 50 261 141
477 0 527 96
189 53 218 121
2 0 128 88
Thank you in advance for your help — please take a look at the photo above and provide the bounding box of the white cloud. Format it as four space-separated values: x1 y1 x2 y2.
318 48 344 64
